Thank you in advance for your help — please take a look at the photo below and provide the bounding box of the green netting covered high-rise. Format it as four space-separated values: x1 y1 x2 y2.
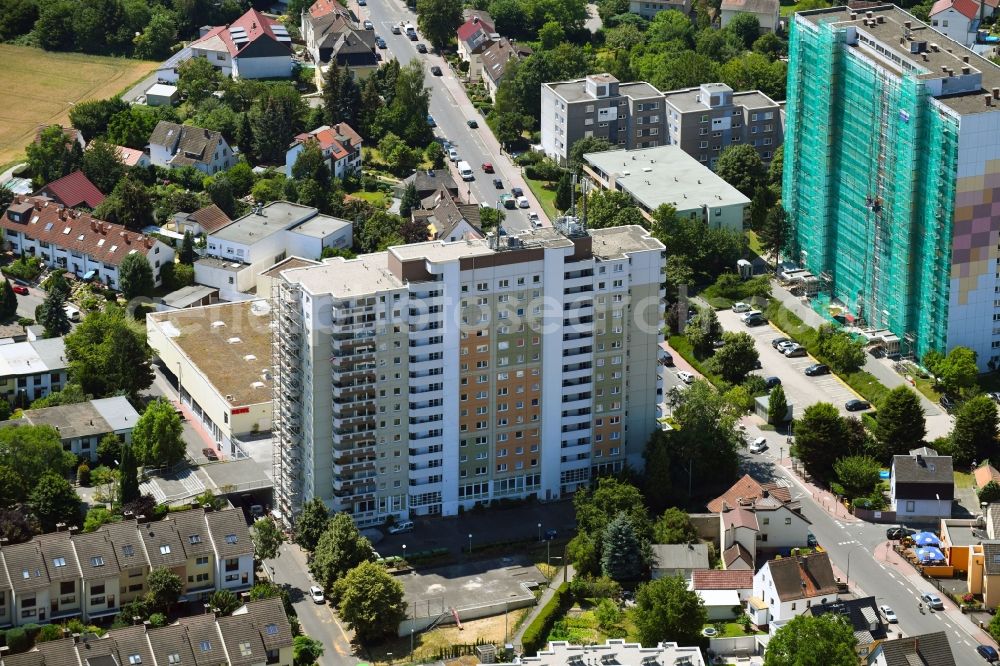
783 6 1000 368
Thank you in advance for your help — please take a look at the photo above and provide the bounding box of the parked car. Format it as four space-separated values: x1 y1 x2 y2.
426 114 435 127
845 399 871 411
977 645 999 662
989 392 1000 404
466 119 479 128
511 186 524 197
375 36 386 48
493 178 503 189
660 351 674 367
771 337 790 349
777 340 797 353
745 314 767 327
807 533 818 547
516 195 530 208
249 504 264 519
310 586 325 603
415 42 428 53
764 376 781 389
741 310 762 323
920 592 944 610
784 345 807 358
482 162 494 173
732 302 751 313
749 437 767 454
448 148 459 161
528 212 541 227
677 371 695 384
11 285 28 295
430 65 442 76
202 447 218 461
363 19 374 29
391 24 401 34
358 0 366 4
940 394 957 411
879 605 897 623
886 526 913 540
804 363 829 376
388 520 414 534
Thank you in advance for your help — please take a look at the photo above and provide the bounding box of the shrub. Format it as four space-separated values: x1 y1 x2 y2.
36 624 63 643
5 627 30 653
77 462 91 487
3 257 43 282
521 583 571 656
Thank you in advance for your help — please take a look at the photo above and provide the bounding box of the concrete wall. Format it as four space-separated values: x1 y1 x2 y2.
691 513 720 548
397 594 535 636
756 507 810 549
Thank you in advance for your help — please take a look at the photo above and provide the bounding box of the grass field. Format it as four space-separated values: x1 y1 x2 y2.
0 45 158 167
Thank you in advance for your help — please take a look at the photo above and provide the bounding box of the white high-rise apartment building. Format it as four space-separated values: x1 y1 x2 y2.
271 223 665 526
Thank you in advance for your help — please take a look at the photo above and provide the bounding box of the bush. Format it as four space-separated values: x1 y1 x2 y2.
36 624 63 643
3 257 43 282
77 462 91 487
521 583 571 656
568 575 622 601
5 627 30 653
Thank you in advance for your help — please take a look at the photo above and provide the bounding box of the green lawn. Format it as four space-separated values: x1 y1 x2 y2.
546 603 638 645
955 471 975 489
524 175 559 221
706 622 763 638
747 230 764 257
667 334 727 388
351 190 389 208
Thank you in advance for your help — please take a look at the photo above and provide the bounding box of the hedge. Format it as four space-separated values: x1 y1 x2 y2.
521 582 571 656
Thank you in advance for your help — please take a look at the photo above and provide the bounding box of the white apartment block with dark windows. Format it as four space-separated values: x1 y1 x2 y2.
272 223 665 527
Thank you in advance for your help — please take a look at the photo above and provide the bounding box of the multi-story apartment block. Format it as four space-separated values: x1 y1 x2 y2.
0 598 293 666
663 83 783 169
0 508 252 627
541 74 668 164
271 223 665 527
784 6 1000 367
628 0 691 20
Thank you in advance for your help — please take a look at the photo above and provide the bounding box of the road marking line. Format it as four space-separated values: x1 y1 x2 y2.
934 613 943 621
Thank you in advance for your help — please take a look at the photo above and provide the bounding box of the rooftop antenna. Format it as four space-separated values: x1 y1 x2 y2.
570 173 578 217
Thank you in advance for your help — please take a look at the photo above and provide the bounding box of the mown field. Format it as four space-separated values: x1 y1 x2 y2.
0 44 158 169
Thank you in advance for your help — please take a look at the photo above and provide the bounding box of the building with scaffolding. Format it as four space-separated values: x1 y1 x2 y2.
270 223 665 526
784 5 1000 368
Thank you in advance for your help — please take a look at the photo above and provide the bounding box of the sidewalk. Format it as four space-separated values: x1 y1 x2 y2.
781 458 859 524
512 564 575 647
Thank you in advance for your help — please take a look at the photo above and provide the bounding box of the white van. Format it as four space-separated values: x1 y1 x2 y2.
457 161 474 181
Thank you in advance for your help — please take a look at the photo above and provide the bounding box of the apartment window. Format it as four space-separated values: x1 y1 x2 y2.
751 113 759 121
91 584 106 595
92 556 105 566
225 558 239 572
196 556 209 566
53 557 66 568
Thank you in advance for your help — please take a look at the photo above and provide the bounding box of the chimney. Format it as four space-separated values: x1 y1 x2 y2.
963 66 971 75
13 195 20 205
964 55 970 63
850 11 857 19
143 621 152 633
904 20 911 28
34 199 41 210
68 525 79 534
123 510 134 520
55 522 66 532
987 95 993 106
942 65 950 74
137 514 147 523
866 10 873 17
58 207 66 220
878 15 885 23
993 87 999 99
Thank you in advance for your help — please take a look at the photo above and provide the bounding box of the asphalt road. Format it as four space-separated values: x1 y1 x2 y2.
357 0 544 234
13 284 44 321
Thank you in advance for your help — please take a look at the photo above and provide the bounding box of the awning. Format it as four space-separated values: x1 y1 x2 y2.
82 270 96 280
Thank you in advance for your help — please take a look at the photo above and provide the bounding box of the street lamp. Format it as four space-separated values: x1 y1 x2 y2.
410 629 414 660
402 544 406 561
537 523 542 541
468 533 472 553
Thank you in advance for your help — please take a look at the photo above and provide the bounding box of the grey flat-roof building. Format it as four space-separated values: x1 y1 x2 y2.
20 396 140 461
663 82 783 169
541 74 668 163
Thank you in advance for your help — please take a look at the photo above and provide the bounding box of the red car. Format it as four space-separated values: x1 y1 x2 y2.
482 162 494 173
11 285 28 295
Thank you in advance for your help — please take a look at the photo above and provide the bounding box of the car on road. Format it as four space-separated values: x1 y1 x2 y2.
807 533 817 547
202 447 218 461
466 119 478 128
886 526 914 540
430 65 442 76
511 186 524 197
482 162 494 173
375 36 386 48
771 337 790 349
879 605 897 623
784 345 807 358
363 19 374 29
804 363 829 376
426 114 435 127
677 370 695 384
12 285 28 295
748 437 767 454
493 178 503 189
977 645 999 662
920 592 944 610
660 351 674 367
388 520 414 534
448 148 459 161
544 528 558 540
391 24 401 34
732 302 751 313
500 193 515 209
845 399 871 411
415 42 428 53
764 376 781 389
516 195 530 208
310 585 325 603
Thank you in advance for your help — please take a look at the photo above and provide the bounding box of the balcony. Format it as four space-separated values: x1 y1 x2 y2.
409 336 443 348
409 429 443 441
334 443 376 459
332 429 375 445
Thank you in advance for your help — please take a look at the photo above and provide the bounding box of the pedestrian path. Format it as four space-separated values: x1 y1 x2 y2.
512 564 575 649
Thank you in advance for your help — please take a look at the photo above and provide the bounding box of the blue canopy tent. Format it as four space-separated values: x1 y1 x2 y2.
915 546 945 563
913 532 941 547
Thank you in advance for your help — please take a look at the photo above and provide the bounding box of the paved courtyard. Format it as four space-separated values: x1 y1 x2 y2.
400 556 543 620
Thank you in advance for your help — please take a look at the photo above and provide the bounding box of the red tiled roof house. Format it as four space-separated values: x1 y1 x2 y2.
36 171 105 209
1 196 175 289
456 13 496 80
284 123 363 180
190 8 293 79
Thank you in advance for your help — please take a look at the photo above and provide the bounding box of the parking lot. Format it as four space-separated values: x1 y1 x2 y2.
716 309 867 419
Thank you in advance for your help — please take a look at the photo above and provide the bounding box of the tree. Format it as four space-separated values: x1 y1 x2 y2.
82 139 126 194
555 172 573 212
926 346 978 398
666 381 744 499
569 136 613 172
133 7 179 60
94 173 154 230
726 12 761 49
249 86 304 163
378 132 421 176
768 384 789 425
132 399 185 468
292 142 330 186
252 518 284 561
27 125 81 188
399 183 420 219
479 207 505 231
29 472 80 531
334 561 407 643
0 280 17 321
83 507 116 533
538 20 566 50
980 480 1000 503
712 331 759 384
586 190 644 229
489 111 526 146
118 253 155 301
38 288 71 338
874 386 926 457
70 97 130 142
764 614 858 666
685 307 723 357
0 509 37 544
309 513 376 593
145 567 183 613
633 575 707 648
177 56 223 104
295 497 330 552
425 141 446 169
758 205 790 270
293 636 325 666
209 589 240 615
0 426 76 501
819 330 866 373
119 440 140 504
179 231 196 265
416 0 462 49
601 512 646 581
833 455 881 499
793 403 848 480
950 394 999 466
652 508 697 545
205 174 237 218
715 144 766 197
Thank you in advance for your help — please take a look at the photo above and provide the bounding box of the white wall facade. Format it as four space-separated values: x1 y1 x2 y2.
756 507 811 548
540 87 566 162
233 55 292 79
930 8 975 46
190 48 234 77
752 565 837 627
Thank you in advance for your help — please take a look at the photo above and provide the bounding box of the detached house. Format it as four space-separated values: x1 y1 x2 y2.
35 171 105 210
720 0 781 33
748 552 840 632
284 123 363 180
148 121 234 175
456 14 496 81
416 195 484 242
867 631 956 666
1 196 175 289
190 8 293 79
806 596 888 661
301 0 378 76
17 396 140 461
481 38 527 101
890 447 954 521
929 0 982 47
690 570 753 621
